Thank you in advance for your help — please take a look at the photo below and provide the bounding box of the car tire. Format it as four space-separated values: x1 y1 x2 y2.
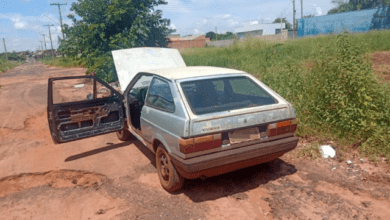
156 145 184 192
116 128 131 141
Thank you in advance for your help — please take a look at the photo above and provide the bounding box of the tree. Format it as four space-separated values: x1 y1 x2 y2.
205 31 216 40
328 0 390 14
205 31 236 41
272 17 293 30
59 0 174 82
303 14 316 18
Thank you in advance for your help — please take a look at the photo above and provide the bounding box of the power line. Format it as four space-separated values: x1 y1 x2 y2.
41 14 60 26
41 34 47 50
293 0 296 37
301 0 303 18
43 24 55 58
2 38 8 61
50 3 67 40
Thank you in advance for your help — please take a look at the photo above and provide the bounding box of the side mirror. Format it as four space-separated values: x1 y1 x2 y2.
86 94 93 100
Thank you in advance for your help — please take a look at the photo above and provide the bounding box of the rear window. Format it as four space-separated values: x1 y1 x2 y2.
180 76 277 115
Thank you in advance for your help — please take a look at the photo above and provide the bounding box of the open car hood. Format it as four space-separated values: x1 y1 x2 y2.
112 47 187 92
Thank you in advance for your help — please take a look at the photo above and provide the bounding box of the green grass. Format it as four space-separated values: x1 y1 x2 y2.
40 57 85 68
0 59 24 73
181 30 390 161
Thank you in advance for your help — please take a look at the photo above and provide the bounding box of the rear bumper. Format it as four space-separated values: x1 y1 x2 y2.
170 136 298 179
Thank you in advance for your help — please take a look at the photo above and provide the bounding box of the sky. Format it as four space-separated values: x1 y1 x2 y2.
0 0 337 52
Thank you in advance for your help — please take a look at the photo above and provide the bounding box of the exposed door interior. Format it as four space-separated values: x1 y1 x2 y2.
48 76 124 143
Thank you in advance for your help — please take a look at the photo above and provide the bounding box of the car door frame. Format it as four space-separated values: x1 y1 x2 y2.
122 72 155 145
47 75 124 144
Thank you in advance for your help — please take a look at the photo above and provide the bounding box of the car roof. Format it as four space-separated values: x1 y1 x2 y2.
143 66 247 80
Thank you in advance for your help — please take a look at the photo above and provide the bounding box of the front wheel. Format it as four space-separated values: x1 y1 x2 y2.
156 145 184 192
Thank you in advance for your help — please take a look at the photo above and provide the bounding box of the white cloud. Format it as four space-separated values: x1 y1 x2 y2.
0 12 69 51
194 29 199 34
169 23 176 29
223 14 231 19
250 20 258 25
10 16 27 29
227 19 239 27
316 7 323 15
203 18 207 24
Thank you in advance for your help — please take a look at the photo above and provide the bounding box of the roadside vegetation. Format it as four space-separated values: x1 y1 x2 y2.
0 59 22 73
181 30 390 161
39 57 85 68
0 53 25 73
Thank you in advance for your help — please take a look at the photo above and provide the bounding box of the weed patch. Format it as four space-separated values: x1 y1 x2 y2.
181 30 390 161
40 57 85 69
0 60 23 73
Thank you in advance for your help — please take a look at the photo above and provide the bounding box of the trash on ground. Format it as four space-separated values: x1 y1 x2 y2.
319 145 336 158
74 84 85 88
347 160 352 165
360 158 364 163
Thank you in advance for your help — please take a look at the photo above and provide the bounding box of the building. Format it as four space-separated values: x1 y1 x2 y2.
298 6 390 37
234 23 286 39
167 34 180 39
167 34 210 49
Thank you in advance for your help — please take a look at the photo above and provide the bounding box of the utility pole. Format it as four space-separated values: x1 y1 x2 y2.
41 34 47 50
39 41 44 50
50 3 67 40
215 27 218 41
281 12 283 31
2 38 8 61
44 24 55 58
301 0 303 18
293 0 296 38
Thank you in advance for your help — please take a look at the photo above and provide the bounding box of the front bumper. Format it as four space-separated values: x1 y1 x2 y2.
170 136 298 179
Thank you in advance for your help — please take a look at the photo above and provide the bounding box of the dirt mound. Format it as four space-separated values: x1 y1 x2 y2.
0 170 106 198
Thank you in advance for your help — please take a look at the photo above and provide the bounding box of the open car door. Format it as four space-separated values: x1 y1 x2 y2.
47 76 125 144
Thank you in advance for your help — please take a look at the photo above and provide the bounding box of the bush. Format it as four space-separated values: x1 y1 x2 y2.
307 35 390 160
181 31 390 160
309 35 390 137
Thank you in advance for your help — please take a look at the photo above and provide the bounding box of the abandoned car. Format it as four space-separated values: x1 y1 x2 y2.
47 48 299 192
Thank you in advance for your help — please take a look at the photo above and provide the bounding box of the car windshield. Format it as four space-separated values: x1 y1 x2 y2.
180 76 277 115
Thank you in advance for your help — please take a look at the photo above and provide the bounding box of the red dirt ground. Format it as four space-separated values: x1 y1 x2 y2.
371 51 390 80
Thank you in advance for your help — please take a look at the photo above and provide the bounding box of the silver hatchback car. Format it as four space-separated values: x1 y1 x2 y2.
47 48 298 192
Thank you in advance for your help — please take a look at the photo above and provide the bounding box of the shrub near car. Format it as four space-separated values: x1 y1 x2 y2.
47 48 298 192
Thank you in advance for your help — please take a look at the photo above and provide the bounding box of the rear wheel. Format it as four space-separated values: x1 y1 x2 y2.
116 128 131 141
156 145 184 192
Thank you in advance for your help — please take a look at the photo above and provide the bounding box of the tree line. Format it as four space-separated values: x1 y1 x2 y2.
328 0 390 14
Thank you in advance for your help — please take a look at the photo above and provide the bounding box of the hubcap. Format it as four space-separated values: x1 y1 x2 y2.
160 153 170 181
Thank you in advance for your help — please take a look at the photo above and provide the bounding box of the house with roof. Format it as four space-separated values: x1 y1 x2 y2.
166 34 210 49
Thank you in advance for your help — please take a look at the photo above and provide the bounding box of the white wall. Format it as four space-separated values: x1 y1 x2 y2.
234 23 286 38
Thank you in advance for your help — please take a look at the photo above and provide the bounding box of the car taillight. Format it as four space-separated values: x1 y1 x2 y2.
267 119 297 137
179 134 222 154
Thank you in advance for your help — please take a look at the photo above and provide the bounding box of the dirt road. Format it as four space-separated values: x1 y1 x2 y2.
0 62 389 220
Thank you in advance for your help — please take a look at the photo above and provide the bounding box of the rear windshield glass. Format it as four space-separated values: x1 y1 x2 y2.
180 76 277 115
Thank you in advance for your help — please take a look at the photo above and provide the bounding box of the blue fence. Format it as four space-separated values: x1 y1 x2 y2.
298 6 390 37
